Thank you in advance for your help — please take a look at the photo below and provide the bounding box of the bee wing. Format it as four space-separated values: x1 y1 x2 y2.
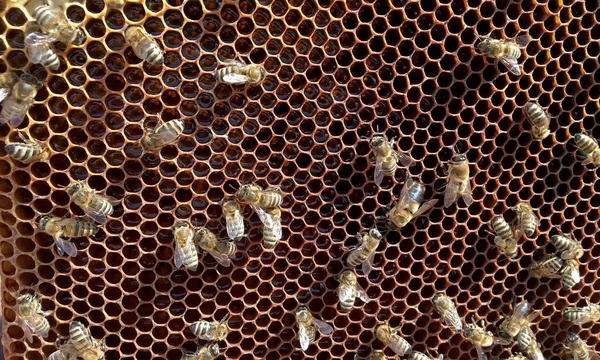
15 317 34 343
361 251 376 275
207 248 232 267
222 73 252 84
312 318 334 335
226 211 244 240
355 282 369 303
475 345 488 360
58 342 80 356
0 87 10 103
374 156 385 186
500 57 521 76
389 340 410 356
338 285 355 304
84 210 108 225
272 217 282 239
413 199 438 217
96 193 121 205
493 336 511 345
173 241 186 268
252 204 275 228
298 325 310 351
24 32 56 45
443 173 461 208
392 150 412 167
515 35 531 47
55 236 78 257
399 178 414 201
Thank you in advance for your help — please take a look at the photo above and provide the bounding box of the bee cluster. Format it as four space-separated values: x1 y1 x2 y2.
0 0 598 359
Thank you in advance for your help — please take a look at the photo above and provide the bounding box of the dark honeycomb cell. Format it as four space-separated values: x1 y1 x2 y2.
1 0 600 359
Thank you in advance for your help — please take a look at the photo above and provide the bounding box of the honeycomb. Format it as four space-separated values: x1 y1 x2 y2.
0 0 599 359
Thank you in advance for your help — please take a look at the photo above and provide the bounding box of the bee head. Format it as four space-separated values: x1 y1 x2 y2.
72 28 87 46
463 324 475 336
370 136 385 148
295 306 309 320
208 343 220 356
339 270 355 283
66 182 83 196
248 65 266 83
374 324 390 341
450 154 467 164
432 293 446 305
476 38 491 53
222 197 239 211
37 216 51 230
368 228 382 239
566 332 579 343
17 292 34 305
236 185 257 203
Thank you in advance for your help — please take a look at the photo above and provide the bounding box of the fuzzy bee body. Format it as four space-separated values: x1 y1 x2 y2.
560 259 581 290
574 134 600 167
355 351 386 360
125 25 163 65
237 184 283 210
189 319 228 341
432 293 463 332
37 216 97 257
222 197 244 241
530 256 563 278
388 179 437 229
476 35 529 75
566 333 593 360
182 344 221 360
262 207 281 249
464 319 510 360
375 324 412 356
215 60 265 85
296 306 333 352
66 181 119 224
48 350 70 360
444 154 472 208
499 300 537 339
512 203 538 237
370 135 412 186
0 72 19 103
0 76 39 127
337 270 368 312
551 233 583 260
140 118 185 152
16 292 51 342
563 303 600 325
491 215 520 258
194 227 235 267
524 102 551 139
410 351 443 360
346 228 382 274
173 222 199 272
69 321 105 360
516 327 535 350
4 136 49 164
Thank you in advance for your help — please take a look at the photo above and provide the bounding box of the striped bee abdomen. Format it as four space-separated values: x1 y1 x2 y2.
575 134 598 155
492 216 512 239
5 143 42 162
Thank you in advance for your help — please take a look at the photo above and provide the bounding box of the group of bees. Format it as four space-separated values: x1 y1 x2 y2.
0 0 599 359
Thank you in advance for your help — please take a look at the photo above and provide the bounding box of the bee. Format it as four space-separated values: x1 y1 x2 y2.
66 181 120 224
346 228 382 274
295 306 334 352
551 231 584 260
4 132 50 164
124 26 163 66
504 354 528 360
443 152 473 208
194 227 235 267
262 207 282 249
337 270 368 312
387 179 437 229
476 35 530 75
565 332 598 360
48 350 71 360
490 215 521 259
189 314 229 341
214 58 265 85
222 196 244 241
172 222 199 272
499 299 538 339
236 184 283 234
0 75 41 128
529 256 564 278
512 203 539 237
410 350 444 360
374 323 412 356
182 343 221 360
370 135 412 186
432 293 463 332
524 102 551 140
32 5 86 45
463 319 511 360
560 259 581 290
14 291 51 343
515 326 536 351
37 216 97 257
563 300 600 325
140 118 185 152
56 321 105 360
104 0 125 8
0 72 19 103
521 341 545 360
354 350 386 360
24 31 61 71
574 134 600 167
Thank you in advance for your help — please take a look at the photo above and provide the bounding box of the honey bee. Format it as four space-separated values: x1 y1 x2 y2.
374 323 412 356
0 75 40 128
443 152 473 208
56 321 105 360
565 332 599 360
498 299 538 339
172 221 199 272
370 135 412 186
387 179 437 229
37 216 98 257
214 58 265 85
140 118 185 152
14 291 51 343
0 72 19 103
354 350 386 360
529 256 563 278
410 350 444 360
24 31 61 71
463 319 511 360
295 306 334 352
512 203 539 237
504 354 528 360
189 314 229 341
520 340 544 360
32 5 86 45
551 231 584 260
432 293 463 332
476 35 530 75
236 184 283 234
222 196 244 241
4 132 49 164
563 300 600 325
574 134 600 167
337 270 368 312
524 102 551 140
194 227 235 267
104 0 125 8
48 349 71 360
515 326 536 351
262 207 282 249
66 181 120 224
346 228 382 274
490 215 521 259
124 26 163 66
560 259 581 290
182 343 221 360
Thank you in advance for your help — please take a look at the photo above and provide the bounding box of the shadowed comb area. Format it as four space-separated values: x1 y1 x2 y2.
0 0 599 359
